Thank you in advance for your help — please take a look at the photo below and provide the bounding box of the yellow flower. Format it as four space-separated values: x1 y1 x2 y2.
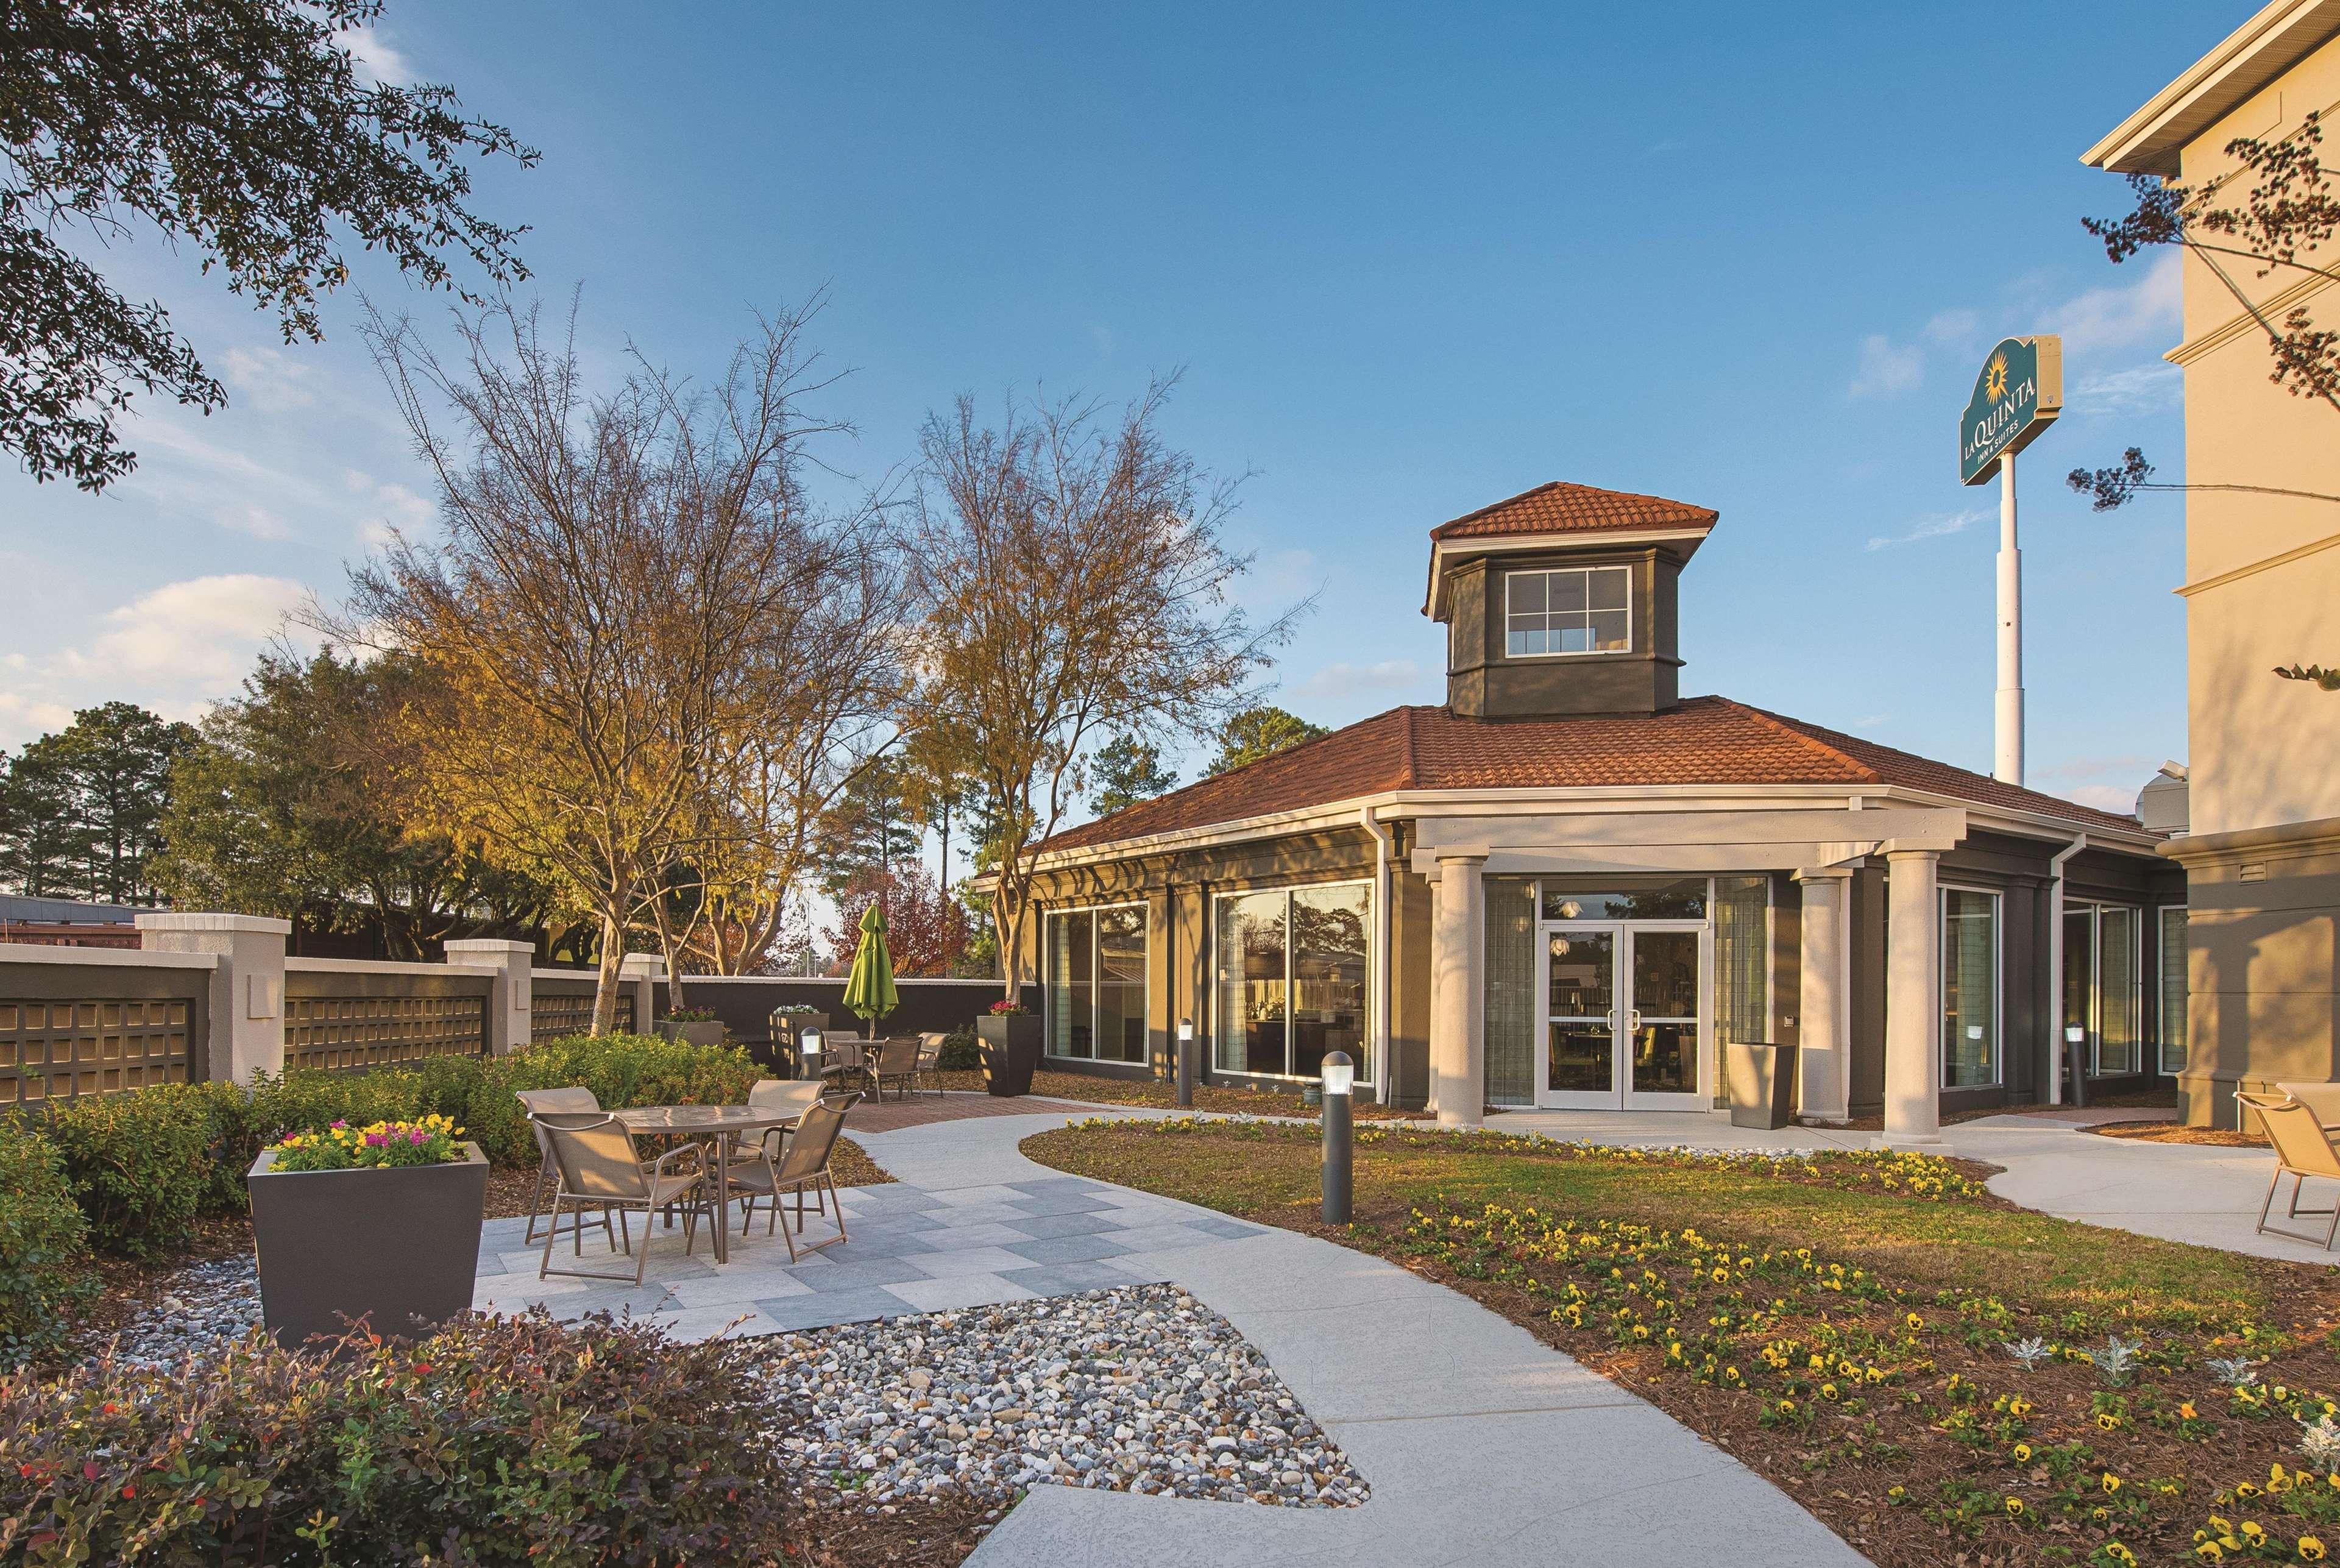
2105 1545 2136 1567
2303 1537 2328 1561
2004 1497 2026 1517
2013 1443 2034 1463
2103 1474 2123 1493
2180 1402 2199 1419
2243 1523 2268 1544
2200 1544 2227 1564
2097 1412 2122 1431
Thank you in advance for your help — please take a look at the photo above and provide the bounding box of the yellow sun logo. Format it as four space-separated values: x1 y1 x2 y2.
1984 352 2010 402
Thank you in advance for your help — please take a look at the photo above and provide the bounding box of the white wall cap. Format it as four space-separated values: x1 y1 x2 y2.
443 938 536 957
136 912 292 935
0 945 218 970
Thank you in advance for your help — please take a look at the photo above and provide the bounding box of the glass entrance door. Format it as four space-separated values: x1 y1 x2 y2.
1537 921 1707 1109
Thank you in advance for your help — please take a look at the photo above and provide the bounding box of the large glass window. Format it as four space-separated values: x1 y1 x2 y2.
1506 566 1630 657
2097 906 2141 1074
1046 904 1147 1063
1712 876 1770 1108
2158 906 2188 1076
1941 889 2000 1088
1483 878 1537 1107
1214 882 1373 1081
1540 878 1707 921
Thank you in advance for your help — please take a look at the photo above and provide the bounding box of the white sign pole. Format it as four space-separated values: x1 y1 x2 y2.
1994 450 2024 787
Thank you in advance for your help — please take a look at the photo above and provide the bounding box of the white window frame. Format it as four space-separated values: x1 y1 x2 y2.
1938 884 2004 1090
1504 564 1633 659
1210 879 1377 1086
2066 901 2146 1077
2157 904 2188 1077
1043 902 1148 1063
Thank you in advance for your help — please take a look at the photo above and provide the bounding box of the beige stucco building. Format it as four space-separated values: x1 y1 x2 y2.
2085 0 2340 1124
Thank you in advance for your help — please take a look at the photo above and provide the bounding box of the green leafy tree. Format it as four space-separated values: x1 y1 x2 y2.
1090 733 1177 817
1206 705 1327 777
1 0 535 490
153 650 553 956
0 703 191 901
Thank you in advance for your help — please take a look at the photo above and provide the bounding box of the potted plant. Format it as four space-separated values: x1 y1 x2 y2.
247 1116 488 1347
765 1004 829 1076
977 999 1042 1097
654 1006 727 1046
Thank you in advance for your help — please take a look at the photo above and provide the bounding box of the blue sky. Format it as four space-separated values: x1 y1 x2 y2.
0 2 2232 819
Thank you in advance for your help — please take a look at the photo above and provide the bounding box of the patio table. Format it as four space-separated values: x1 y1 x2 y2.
614 1104 803 1265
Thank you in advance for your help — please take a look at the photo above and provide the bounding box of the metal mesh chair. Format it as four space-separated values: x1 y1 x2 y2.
728 1097 855 1261
516 1086 604 1246
2239 1090 2340 1249
915 1032 949 1098
871 1037 924 1101
536 1112 718 1285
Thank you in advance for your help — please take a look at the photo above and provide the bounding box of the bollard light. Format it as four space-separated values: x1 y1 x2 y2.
1175 1016 1196 1109
1321 1049 1353 1226
800 1029 823 1081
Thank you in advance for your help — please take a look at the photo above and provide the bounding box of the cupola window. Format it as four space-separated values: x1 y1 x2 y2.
1505 565 1631 656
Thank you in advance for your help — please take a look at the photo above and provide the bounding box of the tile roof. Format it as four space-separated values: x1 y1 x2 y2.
1038 697 2146 854
1429 481 1719 542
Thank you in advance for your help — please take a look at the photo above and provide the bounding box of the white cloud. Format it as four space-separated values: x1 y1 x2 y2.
222 346 317 414
1849 333 1924 399
337 26 414 87
2068 363 2183 417
69 575 312 688
2068 784 2137 813
1866 506 1990 551
346 469 436 550
1924 308 1979 344
1294 659 1425 701
2050 250 2182 355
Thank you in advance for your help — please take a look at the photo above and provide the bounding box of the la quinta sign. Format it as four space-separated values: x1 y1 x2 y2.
1959 336 2062 484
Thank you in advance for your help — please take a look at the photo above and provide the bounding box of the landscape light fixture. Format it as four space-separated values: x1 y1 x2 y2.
1175 1016 1196 1109
1321 1049 1353 1225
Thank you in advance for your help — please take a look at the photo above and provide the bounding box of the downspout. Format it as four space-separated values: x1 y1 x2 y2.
1360 806 1395 1107
2046 834 2087 1107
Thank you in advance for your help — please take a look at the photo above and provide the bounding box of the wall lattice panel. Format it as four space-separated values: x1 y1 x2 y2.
0 998 196 1102
530 990 634 1040
285 994 486 1072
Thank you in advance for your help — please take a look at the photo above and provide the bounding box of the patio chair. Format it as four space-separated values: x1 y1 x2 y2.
2277 1080 2340 1130
723 1078 832 1228
726 1097 855 1261
871 1037 924 1102
516 1086 609 1247
915 1031 949 1098
2238 1090 2340 1250
817 1031 877 1100
536 1112 720 1286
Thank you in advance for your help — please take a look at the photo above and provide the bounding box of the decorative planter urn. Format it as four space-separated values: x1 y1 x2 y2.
247 1143 489 1347
976 1013 1043 1097
655 1018 728 1047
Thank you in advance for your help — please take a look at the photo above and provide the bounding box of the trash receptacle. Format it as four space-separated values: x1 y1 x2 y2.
1726 1040 1798 1130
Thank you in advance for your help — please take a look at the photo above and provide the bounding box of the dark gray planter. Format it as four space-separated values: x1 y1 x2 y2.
655 1018 727 1046
1725 1041 1798 1130
977 1013 1042 1096
247 1142 489 1347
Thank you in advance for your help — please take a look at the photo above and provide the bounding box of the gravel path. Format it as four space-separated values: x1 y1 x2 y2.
757 1284 1369 1511
77 1255 261 1370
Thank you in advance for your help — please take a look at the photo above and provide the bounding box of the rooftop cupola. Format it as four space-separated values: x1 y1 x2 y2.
1423 481 1718 720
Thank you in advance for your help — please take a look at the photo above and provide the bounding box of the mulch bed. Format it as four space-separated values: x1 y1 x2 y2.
782 1495 1002 1566
934 1068 1431 1121
2093 1121 2266 1149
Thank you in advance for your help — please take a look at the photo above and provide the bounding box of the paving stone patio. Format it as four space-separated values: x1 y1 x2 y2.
471 1174 1269 1338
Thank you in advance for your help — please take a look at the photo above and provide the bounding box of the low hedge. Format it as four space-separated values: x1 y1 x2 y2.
937 1024 982 1071
0 1129 92 1361
0 1310 793 1566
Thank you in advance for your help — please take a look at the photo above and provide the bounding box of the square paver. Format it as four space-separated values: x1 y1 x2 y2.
885 1273 1040 1314
906 1244 1044 1279
927 1184 1028 1208
1003 1234 1134 1266
1002 1211 1128 1240
754 1287 918 1330
815 1234 939 1261
662 1267 818 1308
998 1261 1144 1296
1185 1216 1265 1240
791 1257 934 1293
915 1219 1035 1249
1005 1177 1110 1196
1099 1222 1222 1253
645 1304 785 1342
1004 1194 1123 1218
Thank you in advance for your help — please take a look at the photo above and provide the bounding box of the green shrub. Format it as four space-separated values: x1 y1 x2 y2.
40 1087 210 1258
938 1024 982 1071
0 1124 93 1361
0 1310 795 1566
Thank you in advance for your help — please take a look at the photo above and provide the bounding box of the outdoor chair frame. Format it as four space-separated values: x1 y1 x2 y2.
2239 1090 2340 1250
727 1096 857 1262
871 1037 924 1102
516 1086 611 1247
536 1112 721 1286
915 1031 949 1098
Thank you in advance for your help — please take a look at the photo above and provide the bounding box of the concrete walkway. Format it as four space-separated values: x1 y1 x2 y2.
1487 1104 2325 1266
866 1113 1867 1568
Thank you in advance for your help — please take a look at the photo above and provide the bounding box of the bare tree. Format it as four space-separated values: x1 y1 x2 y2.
906 377 1303 1000
339 293 890 1032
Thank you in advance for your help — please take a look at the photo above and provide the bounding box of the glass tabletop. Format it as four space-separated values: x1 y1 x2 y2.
612 1104 800 1132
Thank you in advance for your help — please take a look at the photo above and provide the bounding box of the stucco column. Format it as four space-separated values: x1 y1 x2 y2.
1429 852 1487 1128
1879 849 1945 1149
1792 868 1852 1121
445 938 534 1054
136 912 289 1084
619 953 664 1035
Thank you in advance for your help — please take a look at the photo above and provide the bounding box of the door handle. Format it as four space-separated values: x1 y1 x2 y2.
1629 1010 1642 1032
1605 1010 1617 1032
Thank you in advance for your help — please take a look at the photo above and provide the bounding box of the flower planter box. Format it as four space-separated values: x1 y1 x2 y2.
247 1142 489 1347
655 1018 728 1046
977 1014 1042 1097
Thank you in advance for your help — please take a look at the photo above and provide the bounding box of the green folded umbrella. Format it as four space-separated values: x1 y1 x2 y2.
841 904 899 1037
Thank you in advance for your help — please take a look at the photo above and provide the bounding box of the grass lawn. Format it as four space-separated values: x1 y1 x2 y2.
1025 1118 2340 1567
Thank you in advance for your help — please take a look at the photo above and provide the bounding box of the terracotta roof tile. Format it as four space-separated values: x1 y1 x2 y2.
1429 481 1719 542
1038 697 2142 854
